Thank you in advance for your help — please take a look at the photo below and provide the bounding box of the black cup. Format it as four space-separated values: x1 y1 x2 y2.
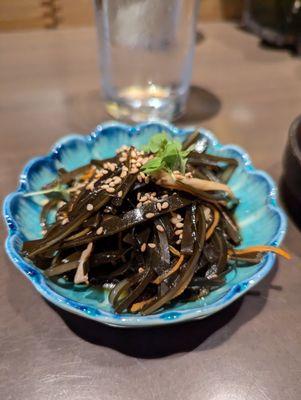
281 115 301 229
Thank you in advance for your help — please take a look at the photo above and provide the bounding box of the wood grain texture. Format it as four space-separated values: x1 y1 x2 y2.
0 0 93 31
57 0 94 27
0 0 47 31
0 0 243 31
201 0 243 21
0 22 301 400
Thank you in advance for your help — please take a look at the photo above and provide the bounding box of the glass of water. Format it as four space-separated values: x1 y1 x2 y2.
94 0 200 122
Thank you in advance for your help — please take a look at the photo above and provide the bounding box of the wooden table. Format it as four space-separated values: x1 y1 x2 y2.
1 23 301 400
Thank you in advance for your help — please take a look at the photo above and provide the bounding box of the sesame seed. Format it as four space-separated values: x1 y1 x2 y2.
156 202 162 211
138 267 145 273
130 150 137 158
122 165 129 171
145 176 150 184
131 159 137 165
95 171 103 179
140 195 148 202
114 176 122 184
207 273 218 280
162 194 169 199
119 157 127 163
109 181 115 187
86 181 95 191
106 187 115 193
137 192 141 200
62 218 69 225
171 217 178 225
137 202 143 208
137 174 143 183
179 233 183 239
176 239 182 245
176 222 184 228
151 192 156 196
109 164 117 171
156 225 164 232
118 190 123 197
161 201 169 210
140 243 147 252
105 178 113 183
86 203 94 211
145 213 155 219
140 172 146 179
148 243 156 249
120 171 127 178
96 226 103 235
117 146 128 154
121 151 128 158
104 163 111 171
175 229 183 236
130 167 139 174
144 200 151 205
101 184 110 190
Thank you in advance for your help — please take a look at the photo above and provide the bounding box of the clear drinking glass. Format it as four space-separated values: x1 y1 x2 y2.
94 0 200 122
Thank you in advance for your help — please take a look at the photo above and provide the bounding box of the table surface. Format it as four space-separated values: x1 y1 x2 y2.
1 22 301 400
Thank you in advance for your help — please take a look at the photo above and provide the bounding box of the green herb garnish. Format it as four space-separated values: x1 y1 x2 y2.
23 184 70 199
141 132 193 175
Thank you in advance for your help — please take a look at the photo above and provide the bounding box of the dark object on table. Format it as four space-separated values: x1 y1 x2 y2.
242 0 301 55
281 115 301 228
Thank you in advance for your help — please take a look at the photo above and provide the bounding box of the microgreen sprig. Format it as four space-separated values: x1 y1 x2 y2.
141 132 194 175
23 184 70 199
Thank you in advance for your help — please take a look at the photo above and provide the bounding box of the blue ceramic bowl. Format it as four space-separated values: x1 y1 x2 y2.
3 122 287 327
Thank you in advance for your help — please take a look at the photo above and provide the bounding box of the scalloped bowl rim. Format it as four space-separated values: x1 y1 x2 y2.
3 121 287 328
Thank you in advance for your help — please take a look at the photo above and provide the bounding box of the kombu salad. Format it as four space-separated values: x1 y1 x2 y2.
22 132 290 315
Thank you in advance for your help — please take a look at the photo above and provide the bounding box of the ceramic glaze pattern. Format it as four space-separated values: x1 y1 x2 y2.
3 122 287 327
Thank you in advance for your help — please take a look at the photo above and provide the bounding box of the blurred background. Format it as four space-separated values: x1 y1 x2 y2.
1 0 300 141
0 0 243 30
1 1 300 55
